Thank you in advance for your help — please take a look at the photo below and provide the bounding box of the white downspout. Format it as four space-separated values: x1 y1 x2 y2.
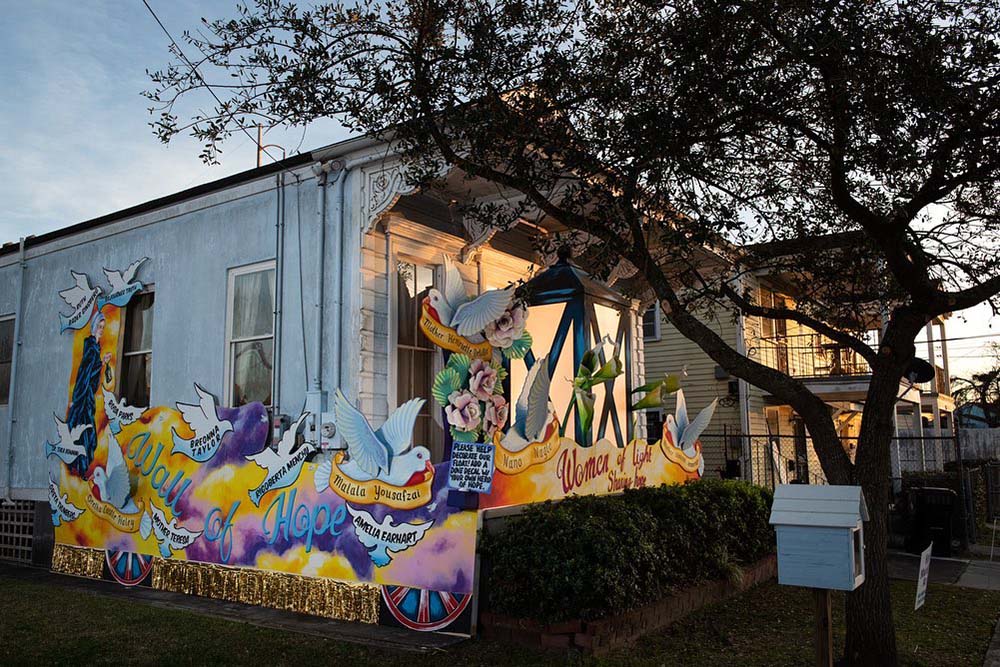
4 238 27 501
271 172 285 416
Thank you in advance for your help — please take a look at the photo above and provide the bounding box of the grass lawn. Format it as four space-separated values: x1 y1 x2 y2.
0 575 996 666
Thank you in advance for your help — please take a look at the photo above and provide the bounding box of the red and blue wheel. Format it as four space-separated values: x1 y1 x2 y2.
381 586 471 632
105 550 154 587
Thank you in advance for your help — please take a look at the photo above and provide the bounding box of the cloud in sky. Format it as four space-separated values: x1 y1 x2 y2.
0 1 347 242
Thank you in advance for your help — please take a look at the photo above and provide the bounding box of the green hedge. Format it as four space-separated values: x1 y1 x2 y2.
479 479 775 623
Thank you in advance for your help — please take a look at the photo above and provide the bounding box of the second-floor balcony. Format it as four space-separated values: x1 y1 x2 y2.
755 332 873 380
756 332 951 397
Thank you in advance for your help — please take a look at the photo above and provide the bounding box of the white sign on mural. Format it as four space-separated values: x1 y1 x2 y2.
915 542 932 610
448 441 496 493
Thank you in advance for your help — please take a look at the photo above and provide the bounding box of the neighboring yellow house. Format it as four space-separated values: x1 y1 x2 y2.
642 277 955 486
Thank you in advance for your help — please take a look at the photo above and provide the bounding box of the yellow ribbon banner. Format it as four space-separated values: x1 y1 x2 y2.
419 304 493 361
492 419 563 475
658 438 703 474
85 494 144 533
327 453 434 510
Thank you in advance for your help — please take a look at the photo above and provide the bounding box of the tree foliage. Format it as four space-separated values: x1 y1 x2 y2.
146 2 1000 663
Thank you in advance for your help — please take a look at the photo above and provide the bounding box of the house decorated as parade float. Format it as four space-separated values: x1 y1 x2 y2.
0 135 715 635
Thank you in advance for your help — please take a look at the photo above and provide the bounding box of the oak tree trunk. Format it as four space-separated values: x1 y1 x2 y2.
845 352 907 666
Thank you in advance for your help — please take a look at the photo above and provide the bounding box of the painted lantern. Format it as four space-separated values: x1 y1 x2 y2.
512 250 633 448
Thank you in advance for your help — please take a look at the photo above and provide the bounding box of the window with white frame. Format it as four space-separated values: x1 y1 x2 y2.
120 292 154 406
0 317 13 405
642 303 661 341
227 262 275 407
395 259 445 461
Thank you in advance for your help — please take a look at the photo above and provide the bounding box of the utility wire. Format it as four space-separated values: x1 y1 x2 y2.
142 0 279 165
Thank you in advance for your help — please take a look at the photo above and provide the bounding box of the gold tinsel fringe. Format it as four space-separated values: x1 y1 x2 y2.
50 543 380 624
152 559 380 624
51 544 104 579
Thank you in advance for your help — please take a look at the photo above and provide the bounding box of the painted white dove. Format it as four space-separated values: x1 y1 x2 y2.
48 475 85 526
345 505 434 567
103 257 148 295
329 390 433 487
245 412 316 505
102 388 145 433
245 411 312 472
424 254 514 336
59 271 100 309
171 384 233 461
58 271 101 331
90 431 138 513
44 414 92 464
663 389 717 476
501 356 554 453
139 502 203 558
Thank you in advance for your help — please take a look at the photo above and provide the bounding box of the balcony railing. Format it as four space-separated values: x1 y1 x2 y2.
754 332 873 379
919 364 950 396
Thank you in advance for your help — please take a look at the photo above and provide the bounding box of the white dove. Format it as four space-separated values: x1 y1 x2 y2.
102 388 145 431
501 356 554 453
103 257 148 294
245 411 311 472
424 254 514 336
331 390 434 487
139 502 203 558
90 431 137 513
172 384 233 449
59 271 100 309
245 412 315 505
664 389 717 476
44 414 92 464
346 505 434 566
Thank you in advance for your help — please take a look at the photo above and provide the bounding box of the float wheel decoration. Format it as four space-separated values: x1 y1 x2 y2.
382 585 471 632
105 549 154 586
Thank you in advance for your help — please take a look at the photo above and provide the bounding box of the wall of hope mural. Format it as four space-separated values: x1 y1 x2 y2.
45 252 714 634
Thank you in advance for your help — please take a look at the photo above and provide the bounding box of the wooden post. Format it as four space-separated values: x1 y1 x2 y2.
813 588 833 667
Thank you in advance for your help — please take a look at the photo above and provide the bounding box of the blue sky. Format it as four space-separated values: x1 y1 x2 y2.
0 1 347 242
0 1 996 376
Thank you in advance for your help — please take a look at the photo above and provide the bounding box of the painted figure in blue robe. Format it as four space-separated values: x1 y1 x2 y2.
67 312 111 477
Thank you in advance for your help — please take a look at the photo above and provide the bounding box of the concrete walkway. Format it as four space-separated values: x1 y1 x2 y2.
0 562 464 653
888 550 1000 591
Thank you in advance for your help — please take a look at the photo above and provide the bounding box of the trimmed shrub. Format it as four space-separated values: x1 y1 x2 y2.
479 479 774 623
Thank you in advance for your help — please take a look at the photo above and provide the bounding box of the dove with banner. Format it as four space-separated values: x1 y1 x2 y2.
423 254 514 337
48 476 85 527
90 431 138 513
99 257 148 308
323 390 433 488
346 504 434 567
246 412 316 506
58 271 101 332
139 502 203 558
102 388 145 434
44 414 93 466
663 389 717 477
501 355 554 453
171 384 233 462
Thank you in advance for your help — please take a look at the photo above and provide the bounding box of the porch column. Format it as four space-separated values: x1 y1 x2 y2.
931 401 942 470
925 322 935 373
939 321 951 395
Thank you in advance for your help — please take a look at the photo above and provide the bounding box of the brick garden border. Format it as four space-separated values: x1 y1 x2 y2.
480 554 776 656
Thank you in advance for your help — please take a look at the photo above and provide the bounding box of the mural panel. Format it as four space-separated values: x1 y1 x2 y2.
46 261 479 632
45 251 715 635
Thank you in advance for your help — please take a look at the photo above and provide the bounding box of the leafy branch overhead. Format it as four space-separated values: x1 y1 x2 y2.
148 2 1000 662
